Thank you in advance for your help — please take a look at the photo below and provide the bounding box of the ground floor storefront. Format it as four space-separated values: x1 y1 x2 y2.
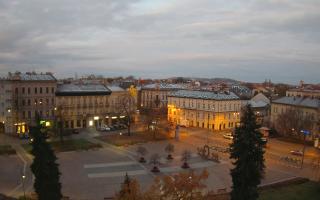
62 114 128 129
168 117 240 131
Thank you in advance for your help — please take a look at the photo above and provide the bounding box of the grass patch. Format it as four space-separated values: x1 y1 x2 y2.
22 139 102 153
0 145 16 155
96 131 171 146
259 181 320 200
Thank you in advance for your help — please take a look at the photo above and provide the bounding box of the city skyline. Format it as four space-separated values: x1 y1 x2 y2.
0 0 320 84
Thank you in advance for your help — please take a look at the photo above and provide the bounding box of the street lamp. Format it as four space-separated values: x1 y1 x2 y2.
22 174 26 200
300 129 311 169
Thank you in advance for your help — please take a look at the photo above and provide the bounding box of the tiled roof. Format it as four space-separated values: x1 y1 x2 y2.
272 96 320 109
169 90 239 100
142 83 186 90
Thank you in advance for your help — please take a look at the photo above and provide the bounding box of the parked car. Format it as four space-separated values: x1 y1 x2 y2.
72 129 80 134
223 133 234 140
290 150 303 156
98 125 111 131
118 124 128 129
113 124 120 129
261 137 268 145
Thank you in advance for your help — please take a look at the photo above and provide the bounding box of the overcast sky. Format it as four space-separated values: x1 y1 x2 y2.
0 0 319 84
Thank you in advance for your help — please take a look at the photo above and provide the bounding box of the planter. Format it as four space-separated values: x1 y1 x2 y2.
139 157 146 163
151 166 160 173
181 162 190 169
167 154 173 160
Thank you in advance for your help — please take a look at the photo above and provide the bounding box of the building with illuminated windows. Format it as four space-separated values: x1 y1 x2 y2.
55 83 112 129
1 72 57 136
167 90 241 131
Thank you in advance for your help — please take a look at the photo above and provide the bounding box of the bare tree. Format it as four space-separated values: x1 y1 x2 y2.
117 92 136 136
181 150 192 169
275 108 314 140
165 143 175 160
149 153 161 173
54 105 65 143
137 146 148 163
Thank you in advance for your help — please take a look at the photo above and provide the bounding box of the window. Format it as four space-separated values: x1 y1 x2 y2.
40 87 42 94
51 98 54 105
46 87 49 93
34 87 37 94
27 99 31 106
28 111 31 118
28 88 30 94
22 100 25 106
46 99 49 105
52 87 54 94
22 111 25 119
22 87 25 94
15 88 18 94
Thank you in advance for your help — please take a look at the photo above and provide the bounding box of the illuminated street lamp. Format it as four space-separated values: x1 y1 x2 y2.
22 174 26 200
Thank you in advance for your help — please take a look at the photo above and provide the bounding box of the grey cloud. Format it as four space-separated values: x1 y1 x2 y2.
0 0 319 83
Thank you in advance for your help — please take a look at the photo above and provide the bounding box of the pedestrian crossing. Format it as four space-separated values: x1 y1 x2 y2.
85 157 219 179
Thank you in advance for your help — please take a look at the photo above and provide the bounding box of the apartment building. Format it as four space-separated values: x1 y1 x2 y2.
271 96 320 139
6 72 57 136
286 88 320 99
0 79 14 134
55 83 112 129
141 83 186 110
168 90 241 131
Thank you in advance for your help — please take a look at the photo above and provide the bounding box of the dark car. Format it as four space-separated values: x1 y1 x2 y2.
109 125 115 131
72 129 80 134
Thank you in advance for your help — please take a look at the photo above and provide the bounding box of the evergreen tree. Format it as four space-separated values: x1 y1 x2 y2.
115 173 141 200
30 120 62 200
230 105 265 200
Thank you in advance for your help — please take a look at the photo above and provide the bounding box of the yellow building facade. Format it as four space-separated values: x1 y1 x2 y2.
168 90 241 131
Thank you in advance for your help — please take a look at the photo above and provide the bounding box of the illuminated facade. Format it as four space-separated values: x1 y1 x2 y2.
168 90 241 131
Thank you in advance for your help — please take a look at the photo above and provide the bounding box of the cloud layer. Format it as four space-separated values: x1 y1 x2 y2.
0 0 319 83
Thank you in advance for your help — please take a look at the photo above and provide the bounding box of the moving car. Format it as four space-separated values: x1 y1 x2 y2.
290 150 303 156
223 133 234 140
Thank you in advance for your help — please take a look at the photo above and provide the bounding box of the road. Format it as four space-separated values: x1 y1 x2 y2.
177 127 320 181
